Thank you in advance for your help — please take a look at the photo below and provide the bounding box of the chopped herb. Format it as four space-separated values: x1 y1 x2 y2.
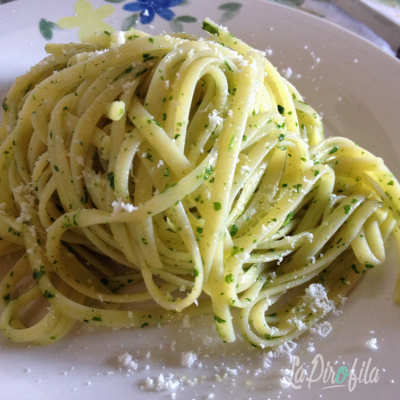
43 290 54 299
107 172 115 189
202 21 219 35
33 268 45 280
293 184 302 193
224 61 232 72
277 105 285 114
329 146 338 155
365 263 374 269
225 273 235 283
204 165 214 179
214 315 226 323
228 134 236 151
143 53 156 61
282 211 294 227
230 224 238 237
351 264 360 274
145 153 153 162
268 313 278 317
230 246 244 257
344 204 351 215
213 202 222 211
135 68 148 77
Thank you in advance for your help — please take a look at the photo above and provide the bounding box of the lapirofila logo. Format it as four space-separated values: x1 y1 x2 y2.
281 354 380 391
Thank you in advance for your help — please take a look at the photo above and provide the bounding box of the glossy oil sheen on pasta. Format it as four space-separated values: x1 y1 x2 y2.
0 19 399 347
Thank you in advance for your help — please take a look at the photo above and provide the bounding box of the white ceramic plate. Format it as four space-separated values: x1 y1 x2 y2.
334 0 400 52
1 1 400 399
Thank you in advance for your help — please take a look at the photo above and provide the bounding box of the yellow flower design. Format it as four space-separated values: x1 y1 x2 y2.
57 0 115 42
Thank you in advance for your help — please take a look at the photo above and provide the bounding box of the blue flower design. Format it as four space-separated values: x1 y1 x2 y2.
123 0 184 25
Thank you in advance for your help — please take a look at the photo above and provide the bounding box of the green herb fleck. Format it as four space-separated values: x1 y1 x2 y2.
282 211 293 227
224 61 232 72
43 290 54 299
202 21 219 35
329 146 338 155
213 202 222 211
214 315 226 323
107 172 115 189
351 264 360 274
230 224 238 237
228 134 236 151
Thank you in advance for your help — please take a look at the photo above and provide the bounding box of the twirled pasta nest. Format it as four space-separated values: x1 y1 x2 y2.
0 20 399 347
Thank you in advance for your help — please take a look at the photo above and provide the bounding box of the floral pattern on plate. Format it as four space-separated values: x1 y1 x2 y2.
34 0 245 40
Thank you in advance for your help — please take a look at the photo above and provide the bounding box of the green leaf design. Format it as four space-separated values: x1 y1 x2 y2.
121 13 138 31
387 0 400 6
370 0 400 6
170 19 184 33
218 2 242 23
219 2 242 11
39 18 58 41
175 15 197 23
0 0 16 4
270 0 305 6
105 0 126 3
169 15 197 33
178 0 190 5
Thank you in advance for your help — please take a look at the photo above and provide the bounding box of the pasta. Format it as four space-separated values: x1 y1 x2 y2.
0 19 399 348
